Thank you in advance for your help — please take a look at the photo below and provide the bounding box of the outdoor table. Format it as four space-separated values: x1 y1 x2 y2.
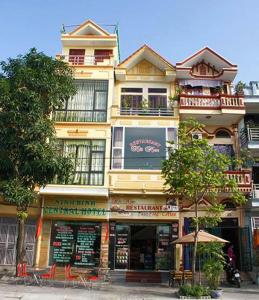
73 269 94 288
27 268 49 286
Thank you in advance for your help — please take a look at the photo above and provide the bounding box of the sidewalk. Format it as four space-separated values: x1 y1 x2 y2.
0 281 258 300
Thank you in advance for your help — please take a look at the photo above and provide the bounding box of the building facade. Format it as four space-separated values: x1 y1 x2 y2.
0 20 253 273
241 81 259 270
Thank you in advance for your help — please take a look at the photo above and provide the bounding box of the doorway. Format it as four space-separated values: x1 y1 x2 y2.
130 225 156 270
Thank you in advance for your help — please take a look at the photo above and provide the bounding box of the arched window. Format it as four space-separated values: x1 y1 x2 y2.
215 130 231 138
222 200 236 209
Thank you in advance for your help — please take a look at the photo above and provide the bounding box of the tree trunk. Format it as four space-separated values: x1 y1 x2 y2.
191 201 199 286
16 217 26 276
191 224 199 285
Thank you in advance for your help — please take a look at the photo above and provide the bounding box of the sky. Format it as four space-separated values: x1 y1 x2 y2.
0 0 259 83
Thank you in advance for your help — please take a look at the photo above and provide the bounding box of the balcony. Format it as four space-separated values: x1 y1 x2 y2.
180 94 244 109
56 54 115 66
225 170 252 193
240 127 259 150
119 107 174 117
179 94 245 124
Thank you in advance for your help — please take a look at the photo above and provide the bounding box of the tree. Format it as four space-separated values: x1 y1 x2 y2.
162 119 246 285
0 49 76 271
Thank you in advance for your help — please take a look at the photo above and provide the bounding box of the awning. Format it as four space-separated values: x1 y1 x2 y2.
39 185 109 197
179 79 222 87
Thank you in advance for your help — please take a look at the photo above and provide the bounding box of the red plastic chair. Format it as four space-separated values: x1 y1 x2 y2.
64 265 79 287
16 263 31 284
39 264 56 285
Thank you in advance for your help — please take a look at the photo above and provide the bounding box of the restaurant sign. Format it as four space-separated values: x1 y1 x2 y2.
124 128 166 170
110 197 179 220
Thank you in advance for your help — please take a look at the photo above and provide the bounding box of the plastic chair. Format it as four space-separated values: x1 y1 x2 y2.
64 265 79 287
39 264 56 285
16 263 31 284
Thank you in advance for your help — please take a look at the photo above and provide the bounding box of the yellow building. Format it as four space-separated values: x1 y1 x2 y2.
0 20 252 276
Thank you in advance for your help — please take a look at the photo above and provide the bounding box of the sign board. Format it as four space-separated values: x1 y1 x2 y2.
49 221 101 267
124 128 166 170
43 198 108 220
111 197 179 220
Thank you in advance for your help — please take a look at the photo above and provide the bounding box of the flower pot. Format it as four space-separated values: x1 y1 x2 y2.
210 289 222 299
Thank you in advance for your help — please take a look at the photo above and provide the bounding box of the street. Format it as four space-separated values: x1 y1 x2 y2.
0 282 258 300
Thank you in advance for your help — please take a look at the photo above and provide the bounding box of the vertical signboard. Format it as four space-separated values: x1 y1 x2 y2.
49 221 101 267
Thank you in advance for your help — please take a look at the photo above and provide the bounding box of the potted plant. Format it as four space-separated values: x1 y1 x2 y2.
235 81 246 96
203 258 224 299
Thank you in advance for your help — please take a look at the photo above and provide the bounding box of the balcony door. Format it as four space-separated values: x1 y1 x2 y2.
69 49 85 65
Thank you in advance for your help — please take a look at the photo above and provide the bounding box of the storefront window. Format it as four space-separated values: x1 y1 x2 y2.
156 225 171 270
115 224 130 269
49 221 101 267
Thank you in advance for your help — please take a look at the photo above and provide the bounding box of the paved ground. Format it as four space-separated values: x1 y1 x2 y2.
0 281 258 300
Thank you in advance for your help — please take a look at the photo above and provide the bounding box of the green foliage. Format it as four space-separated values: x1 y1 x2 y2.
203 258 224 290
162 119 246 284
179 284 210 297
162 119 246 209
234 81 246 95
0 48 76 213
198 242 225 290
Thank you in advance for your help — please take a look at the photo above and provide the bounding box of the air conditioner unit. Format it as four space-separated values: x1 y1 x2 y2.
192 132 202 140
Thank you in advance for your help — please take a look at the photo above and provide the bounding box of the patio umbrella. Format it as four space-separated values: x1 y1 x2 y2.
172 230 229 244
172 230 229 284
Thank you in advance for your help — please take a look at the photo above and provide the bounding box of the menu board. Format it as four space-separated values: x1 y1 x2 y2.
115 225 129 269
51 224 74 264
49 221 101 267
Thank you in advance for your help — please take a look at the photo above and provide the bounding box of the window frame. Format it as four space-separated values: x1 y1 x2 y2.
111 126 177 170
54 80 108 123
60 139 106 186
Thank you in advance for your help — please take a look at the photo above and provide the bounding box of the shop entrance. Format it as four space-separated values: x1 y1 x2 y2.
130 225 156 270
114 223 178 271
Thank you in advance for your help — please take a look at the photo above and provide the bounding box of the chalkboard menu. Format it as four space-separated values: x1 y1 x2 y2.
49 221 101 267
115 224 129 269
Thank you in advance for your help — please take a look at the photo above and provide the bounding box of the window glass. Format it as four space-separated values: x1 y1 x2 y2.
59 139 105 186
54 80 108 122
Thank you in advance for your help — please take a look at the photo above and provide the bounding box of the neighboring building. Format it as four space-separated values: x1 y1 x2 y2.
36 20 119 269
240 81 259 270
176 47 252 271
0 20 253 275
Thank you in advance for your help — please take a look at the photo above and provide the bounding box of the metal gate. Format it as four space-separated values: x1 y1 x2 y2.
0 217 36 266
239 227 252 271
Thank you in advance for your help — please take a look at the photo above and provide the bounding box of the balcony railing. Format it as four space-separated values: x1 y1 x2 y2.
120 107 174 116
54 110 107 122
225 170 252 193
240 127 259 147
253 184 259 199
179 94 244 109
56 54 114 66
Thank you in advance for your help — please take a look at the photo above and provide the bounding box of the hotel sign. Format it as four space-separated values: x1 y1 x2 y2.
43 198 108 220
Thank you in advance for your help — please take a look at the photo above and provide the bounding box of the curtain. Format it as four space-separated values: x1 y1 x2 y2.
179 79 222 87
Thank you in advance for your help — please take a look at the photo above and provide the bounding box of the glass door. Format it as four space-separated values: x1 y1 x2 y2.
155 225 171 270
115 224 130 269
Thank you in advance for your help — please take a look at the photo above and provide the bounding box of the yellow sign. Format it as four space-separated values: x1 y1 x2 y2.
43 198 108 220
110 197 179 220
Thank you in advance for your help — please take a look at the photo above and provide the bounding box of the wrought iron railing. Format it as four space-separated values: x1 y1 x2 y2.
120 107 174 116
56 54 114 66
240 127 259 147
53 110 107 122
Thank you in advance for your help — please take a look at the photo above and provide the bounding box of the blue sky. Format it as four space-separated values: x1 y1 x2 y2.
0 0 258 83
